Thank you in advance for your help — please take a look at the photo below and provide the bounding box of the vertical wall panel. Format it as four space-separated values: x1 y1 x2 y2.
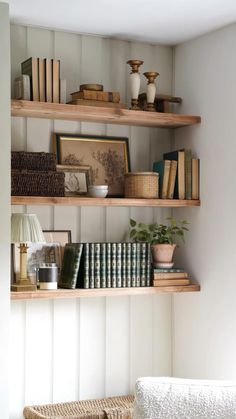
129 295 153 391
0 5 10 418
54 31 81 103
10 24 173 418
24 300 53 405
10 302 26 419
105 297 130 396
79 298 106 399
52 299 79 402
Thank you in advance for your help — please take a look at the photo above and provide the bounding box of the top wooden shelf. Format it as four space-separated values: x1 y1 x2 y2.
11 100 201 128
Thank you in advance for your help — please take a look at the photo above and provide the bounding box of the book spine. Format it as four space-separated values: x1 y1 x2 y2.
59 243 83 289
126 243 131 287
192 158 200 199
153 268 185 273
140 243 146 287
100 243 106 288
131 243 137 287
89 243 95 289
94 243 100 288
146 243 151 286
116 242 122 288
111 243 117 288
83 243 90 289
154 272 188 279
185 149 192 200
72 90 120 103
136 242 141 287
106 243 111 288
122 242 126 287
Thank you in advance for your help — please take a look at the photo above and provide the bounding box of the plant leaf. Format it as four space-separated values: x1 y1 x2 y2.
130 219 136 227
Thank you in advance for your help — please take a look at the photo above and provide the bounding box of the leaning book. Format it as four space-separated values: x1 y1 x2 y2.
59 243 83 289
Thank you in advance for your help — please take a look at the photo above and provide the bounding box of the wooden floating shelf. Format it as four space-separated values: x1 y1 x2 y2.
11 100 201 128
11 196 200 207
11 284 200 301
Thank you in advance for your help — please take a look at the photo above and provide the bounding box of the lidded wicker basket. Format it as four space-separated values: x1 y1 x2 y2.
124 172 159 198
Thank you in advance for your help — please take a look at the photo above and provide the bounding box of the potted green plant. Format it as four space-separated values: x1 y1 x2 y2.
129 217 189 267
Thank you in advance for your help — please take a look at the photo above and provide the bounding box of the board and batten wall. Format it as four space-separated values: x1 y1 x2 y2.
10 25 173 418
172 24 236 379
0 3 10 418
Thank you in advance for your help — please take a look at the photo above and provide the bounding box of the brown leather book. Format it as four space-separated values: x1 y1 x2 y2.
71 90 120 103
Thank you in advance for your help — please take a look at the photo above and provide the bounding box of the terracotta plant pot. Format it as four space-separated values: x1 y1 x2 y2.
151 243 176 265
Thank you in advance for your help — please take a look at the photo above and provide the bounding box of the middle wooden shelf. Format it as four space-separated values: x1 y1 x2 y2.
11 196 200 207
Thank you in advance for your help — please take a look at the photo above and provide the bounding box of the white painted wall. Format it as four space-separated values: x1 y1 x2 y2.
0 3 10 418
10 25 173 418
173 24 236 379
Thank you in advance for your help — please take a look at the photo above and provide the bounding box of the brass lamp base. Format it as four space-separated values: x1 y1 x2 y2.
11 280 37 292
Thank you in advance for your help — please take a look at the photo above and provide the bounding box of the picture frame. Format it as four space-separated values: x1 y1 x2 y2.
56 164 92 195
53 133 131 197
13 242 61 284
43 230 72 259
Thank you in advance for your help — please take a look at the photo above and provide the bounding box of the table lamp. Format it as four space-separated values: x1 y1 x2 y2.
11 213 45 291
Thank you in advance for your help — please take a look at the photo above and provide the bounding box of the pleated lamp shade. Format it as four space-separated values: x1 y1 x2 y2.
11 213 45 243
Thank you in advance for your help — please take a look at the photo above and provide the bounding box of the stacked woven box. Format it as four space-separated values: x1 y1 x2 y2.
11 151 65 196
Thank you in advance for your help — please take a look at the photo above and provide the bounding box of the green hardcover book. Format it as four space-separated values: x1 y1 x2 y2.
153 160 171 199
116 242 122 288
83 243 90 289
185 149 192 200
131 242 137 287
136 242 141 287
100 243 106 288
122 242 127 287
89 243 95 289
146 243 151 287
59 243 83 289
94 243 101 288
111 243 117 288
140 242 146 287
153 268 185 273
106 243 111 288
126 242 131 287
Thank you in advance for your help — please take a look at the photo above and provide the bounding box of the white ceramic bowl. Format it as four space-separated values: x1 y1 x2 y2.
88 185 108 198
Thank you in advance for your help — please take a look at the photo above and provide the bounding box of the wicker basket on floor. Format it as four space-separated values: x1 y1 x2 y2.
124 172 159 198
23 395 134 419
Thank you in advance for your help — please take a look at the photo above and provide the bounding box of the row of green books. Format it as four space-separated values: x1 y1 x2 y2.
153 148 200 200
59 242 151 289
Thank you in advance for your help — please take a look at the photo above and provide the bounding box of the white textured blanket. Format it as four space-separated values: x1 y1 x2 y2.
134 377 236 419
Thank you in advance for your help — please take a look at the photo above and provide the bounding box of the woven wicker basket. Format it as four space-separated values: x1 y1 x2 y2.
11 170 65 196
23 395 134 419
11 151 56 172
124 172 159 198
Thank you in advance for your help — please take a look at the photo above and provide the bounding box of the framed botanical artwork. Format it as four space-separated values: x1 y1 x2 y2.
43 230 72 259
13 242 61 284
56 165 92 195
53 133 131 197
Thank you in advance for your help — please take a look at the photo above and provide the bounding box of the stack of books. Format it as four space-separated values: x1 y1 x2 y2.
69 87 125 109
153 149 200 200
58 242 151 290
153 268 190 287
19 57 61 103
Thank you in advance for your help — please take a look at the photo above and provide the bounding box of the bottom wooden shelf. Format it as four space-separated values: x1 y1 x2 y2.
11 284 200 301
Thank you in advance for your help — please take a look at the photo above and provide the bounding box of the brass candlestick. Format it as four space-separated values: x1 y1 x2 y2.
127 59 144 110
143 71 159 111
